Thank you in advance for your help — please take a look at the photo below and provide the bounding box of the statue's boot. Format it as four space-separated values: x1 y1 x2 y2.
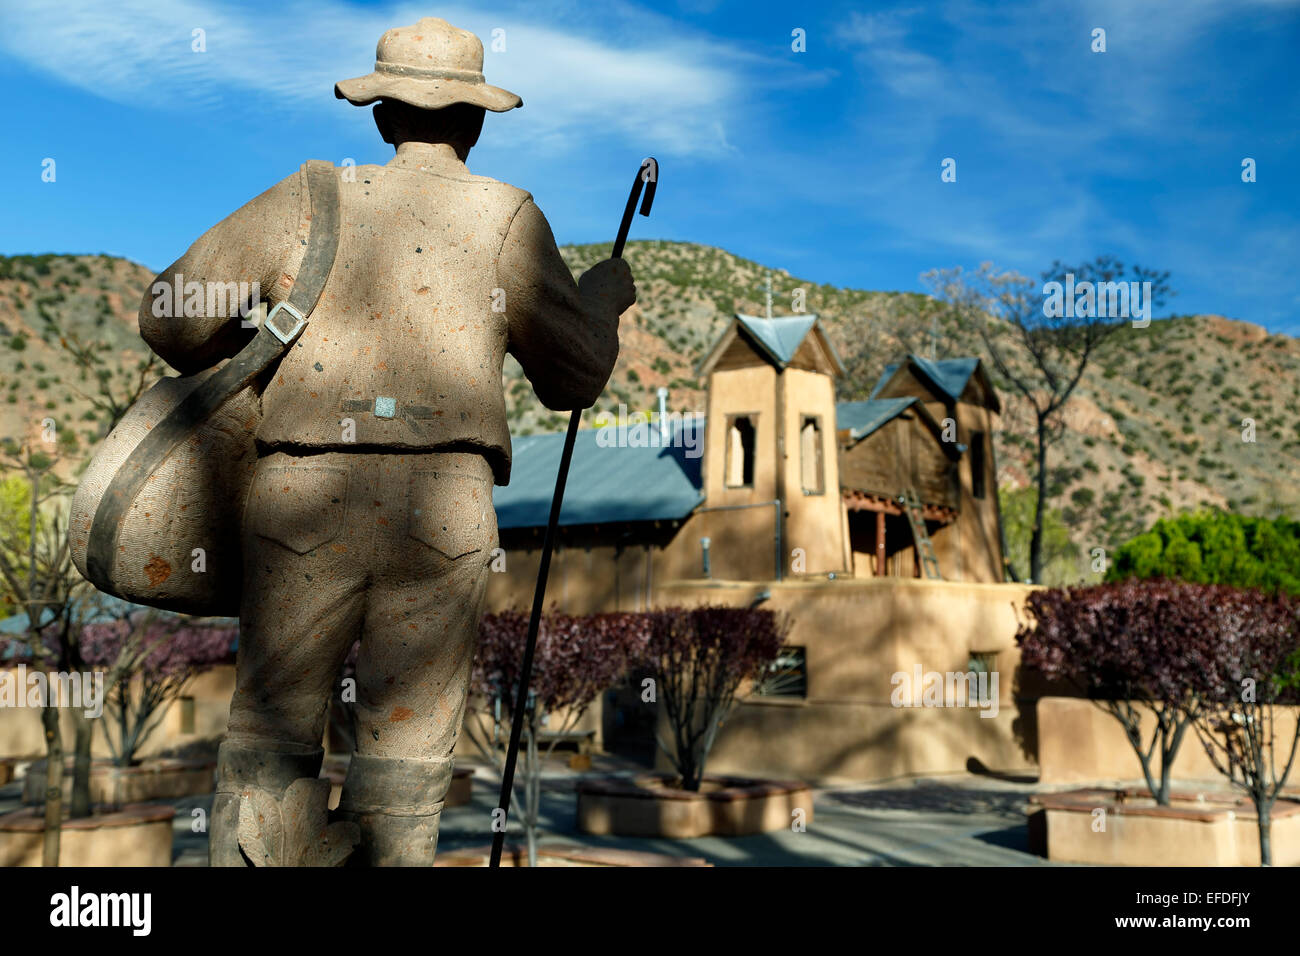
210 738 325 866
335 754 452 866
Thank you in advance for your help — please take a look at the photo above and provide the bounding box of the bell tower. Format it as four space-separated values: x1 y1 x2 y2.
696 314 849 578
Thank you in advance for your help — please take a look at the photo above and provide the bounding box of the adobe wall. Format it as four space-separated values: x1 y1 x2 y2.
487 505 783 616
7 594 1279 792
650 577 1039 783
0 664 234 761
1037 696 1300 786
780 367 849 575
704 364 778 504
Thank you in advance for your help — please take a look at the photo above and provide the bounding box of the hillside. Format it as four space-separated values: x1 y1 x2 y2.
559 241 1300 580
2 245 1298 580
0 253 156 460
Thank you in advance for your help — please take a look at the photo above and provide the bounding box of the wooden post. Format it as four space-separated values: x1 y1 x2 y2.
875 510 886 577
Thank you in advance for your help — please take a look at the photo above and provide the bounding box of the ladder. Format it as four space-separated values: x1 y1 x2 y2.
898 488 942 580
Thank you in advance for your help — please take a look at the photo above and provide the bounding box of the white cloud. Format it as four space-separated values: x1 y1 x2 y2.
818 0 1300 274
835 10 949 101
0 0 766 158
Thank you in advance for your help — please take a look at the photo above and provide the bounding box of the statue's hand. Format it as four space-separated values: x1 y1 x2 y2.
579 258 637 318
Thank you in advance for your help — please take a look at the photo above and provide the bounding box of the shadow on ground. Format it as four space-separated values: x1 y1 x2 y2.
822 782 1031 820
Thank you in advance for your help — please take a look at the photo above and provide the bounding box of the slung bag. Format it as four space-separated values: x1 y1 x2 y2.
70 160 341 616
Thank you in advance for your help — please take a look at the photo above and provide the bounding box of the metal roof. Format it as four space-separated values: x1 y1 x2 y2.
834 398 919 442
495 418 705 529
871 355 981 403
1 595 140 639
498 392 957 530
734 314 819 367
698 313 846 379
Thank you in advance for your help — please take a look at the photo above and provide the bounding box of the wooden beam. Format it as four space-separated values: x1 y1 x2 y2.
841 489 956 523
874 510 886 577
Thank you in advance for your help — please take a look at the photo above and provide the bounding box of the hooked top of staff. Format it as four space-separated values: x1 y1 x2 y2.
638 157 659 216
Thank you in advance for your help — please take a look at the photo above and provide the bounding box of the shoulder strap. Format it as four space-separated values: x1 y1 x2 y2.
85 162 341 593
286 161 341 318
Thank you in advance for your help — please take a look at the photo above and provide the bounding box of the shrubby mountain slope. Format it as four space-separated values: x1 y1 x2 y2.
3 244 1295 576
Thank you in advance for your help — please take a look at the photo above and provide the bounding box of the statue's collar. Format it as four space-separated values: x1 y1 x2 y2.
387 142 468 173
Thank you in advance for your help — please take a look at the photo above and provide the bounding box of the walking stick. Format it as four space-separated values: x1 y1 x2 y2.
490 157 658 867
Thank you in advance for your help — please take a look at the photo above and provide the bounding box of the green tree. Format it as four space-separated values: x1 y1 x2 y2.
0 474 37 613
999 484 1080 585
1107 510 1300 596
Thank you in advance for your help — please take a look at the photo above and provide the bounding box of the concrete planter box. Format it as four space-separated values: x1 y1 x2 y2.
435 844 711 867
1032 787 1300 867
0 804 174 866
22 758 215 806
322 760 472 810
577 774 814 838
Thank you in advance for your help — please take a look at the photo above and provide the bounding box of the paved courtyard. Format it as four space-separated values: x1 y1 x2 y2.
1 756 1065 866
435 760 1058 867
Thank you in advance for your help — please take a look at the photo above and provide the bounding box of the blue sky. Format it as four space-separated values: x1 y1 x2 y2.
2 0 1297 331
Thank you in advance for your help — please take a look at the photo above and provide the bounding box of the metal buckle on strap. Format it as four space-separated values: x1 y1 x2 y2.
263 301 307 345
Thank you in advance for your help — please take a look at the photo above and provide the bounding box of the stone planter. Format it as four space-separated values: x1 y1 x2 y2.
0 804 174 866
1032 787 1300 867
435 843 711 867
322 760 472 810
22 758 215 806
577 774 814 838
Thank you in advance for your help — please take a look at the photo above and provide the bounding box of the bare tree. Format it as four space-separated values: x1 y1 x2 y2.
0 437 87 864
0 305 164 851
80 608 236 771
41 311 162 439
645 606 788 792
1017 581 1213 805
834 293 948 401
464 611 650 866
1189 608 1300 867
924 257 1170 582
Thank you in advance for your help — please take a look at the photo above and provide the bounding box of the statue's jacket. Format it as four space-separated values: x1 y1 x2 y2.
139 142 616 486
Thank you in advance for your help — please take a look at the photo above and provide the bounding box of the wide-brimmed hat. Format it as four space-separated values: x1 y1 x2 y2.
335 17 522 113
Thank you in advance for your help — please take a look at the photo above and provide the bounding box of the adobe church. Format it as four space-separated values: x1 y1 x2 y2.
487 313 1009 615
0 315 1034 783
